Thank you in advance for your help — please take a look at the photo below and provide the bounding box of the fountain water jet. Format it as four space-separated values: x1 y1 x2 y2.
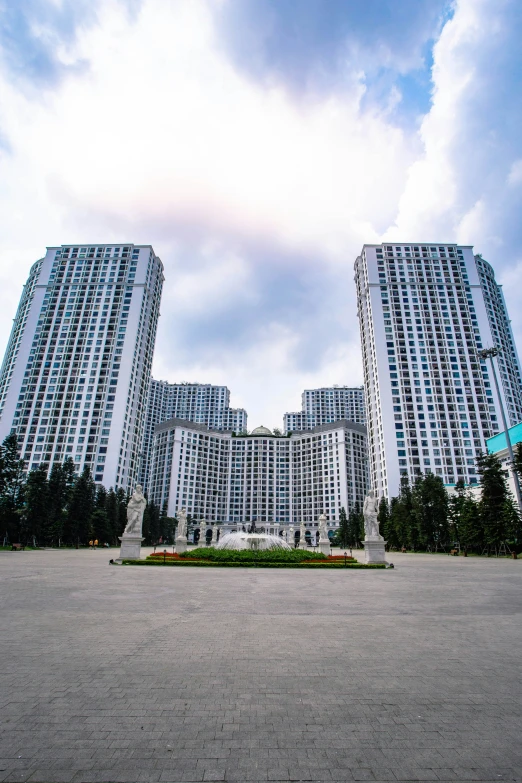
216 522 291 551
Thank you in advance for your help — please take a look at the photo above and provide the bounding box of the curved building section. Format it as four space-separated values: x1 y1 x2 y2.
475 254 522 426
148 418 368 534
0 259 43 423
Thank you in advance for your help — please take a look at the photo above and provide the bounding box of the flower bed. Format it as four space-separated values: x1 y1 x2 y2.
145 548 359 565
120 548 385 569
121 558 386 568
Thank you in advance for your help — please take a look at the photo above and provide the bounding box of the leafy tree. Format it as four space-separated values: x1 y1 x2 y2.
65 466 96 546
337 507 349 547
21 466 50 544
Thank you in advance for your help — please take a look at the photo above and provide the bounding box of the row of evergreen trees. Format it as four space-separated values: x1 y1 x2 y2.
335 448 522 553
0 433 176 547
2 427 522 552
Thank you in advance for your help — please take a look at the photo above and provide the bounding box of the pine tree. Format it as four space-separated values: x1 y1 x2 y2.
512 442 522 484
0 432 26 543
398 476 415 550
47 459 76 545
337 506 350 547
386 496 401 550
115 488 128 538
21 466 50 545
159 500 176 543
147 500 160 544
459 492 482 552
65 466 95 546
377 496 390 543
105 488 119 545
353 501 365 544
413 473 449 550
90 486 111 543
448 478 467 545
477 451 512 551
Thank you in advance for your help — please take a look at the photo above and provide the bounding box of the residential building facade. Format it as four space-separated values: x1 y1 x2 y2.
355 243 522 498
148 420 368 536
139 380 247 491
283 386 366 433
0 244 164 491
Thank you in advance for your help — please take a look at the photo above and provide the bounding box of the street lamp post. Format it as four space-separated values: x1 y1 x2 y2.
478 347 522 512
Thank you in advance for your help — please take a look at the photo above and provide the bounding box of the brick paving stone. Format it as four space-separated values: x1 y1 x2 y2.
1 549 522 783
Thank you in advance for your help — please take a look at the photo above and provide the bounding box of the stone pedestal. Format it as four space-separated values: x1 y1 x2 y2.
175 536 188 554
319 539 331 557
364 538 387 564
116 535 144 562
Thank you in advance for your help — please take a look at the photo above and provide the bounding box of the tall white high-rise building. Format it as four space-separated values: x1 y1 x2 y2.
0 244 164 491
139 381 247 491
355 243 522 498
283 386 365 434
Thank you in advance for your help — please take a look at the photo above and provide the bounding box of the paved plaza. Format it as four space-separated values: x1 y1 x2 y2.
1 549 522 783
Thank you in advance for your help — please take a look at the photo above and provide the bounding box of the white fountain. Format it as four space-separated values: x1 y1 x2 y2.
216 522 291 551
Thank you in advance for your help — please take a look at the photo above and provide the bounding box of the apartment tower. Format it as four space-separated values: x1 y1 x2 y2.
139 380 247 491
0 244 164 491
283 386 366 433
355 243 522 498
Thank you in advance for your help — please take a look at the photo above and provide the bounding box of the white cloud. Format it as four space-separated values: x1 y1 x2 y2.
508 159 522 186
0 0 419 427
0 0 521 428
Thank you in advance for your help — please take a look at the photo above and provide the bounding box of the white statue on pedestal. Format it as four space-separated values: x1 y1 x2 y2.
318 512 330 555
318 513 328 541
288 525 295 547
124 485 147 536
116 485 146 561
362 490 387 564
363 490 382 540
299 520 307 548
176 508 187 539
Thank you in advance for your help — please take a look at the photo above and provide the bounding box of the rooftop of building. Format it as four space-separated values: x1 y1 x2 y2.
154 418 367 438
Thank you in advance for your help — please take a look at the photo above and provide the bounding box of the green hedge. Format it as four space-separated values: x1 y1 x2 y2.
171 547 327 563
121 559 386 569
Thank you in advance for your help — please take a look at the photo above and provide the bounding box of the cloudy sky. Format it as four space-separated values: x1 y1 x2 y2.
1 0 522 429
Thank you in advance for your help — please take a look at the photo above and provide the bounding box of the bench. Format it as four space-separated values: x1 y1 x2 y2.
11 543 25 551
